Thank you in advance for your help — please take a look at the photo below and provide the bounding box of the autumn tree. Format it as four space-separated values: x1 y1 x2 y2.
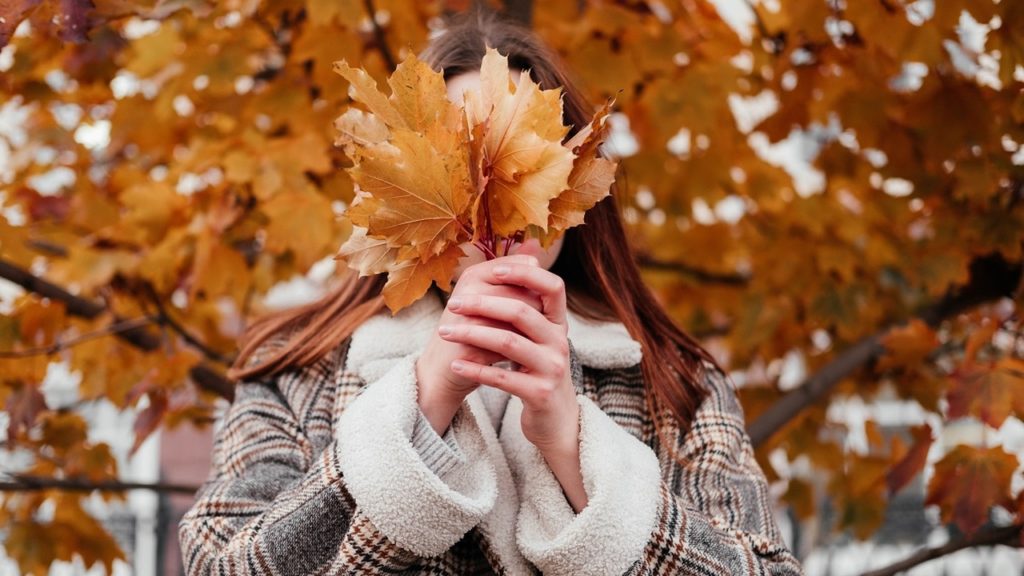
0 0 1022 574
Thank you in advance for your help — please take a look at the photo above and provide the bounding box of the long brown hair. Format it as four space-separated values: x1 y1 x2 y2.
229 8 719 437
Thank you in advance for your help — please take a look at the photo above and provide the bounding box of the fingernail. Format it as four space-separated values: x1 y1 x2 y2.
494 265 510 276
448 297 463 310
451 360 465 372
439 325 453 336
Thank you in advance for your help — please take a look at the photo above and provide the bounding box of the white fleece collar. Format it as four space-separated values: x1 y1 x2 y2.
346 289 642 383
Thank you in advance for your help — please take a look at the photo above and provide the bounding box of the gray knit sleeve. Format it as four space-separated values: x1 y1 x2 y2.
411 407 467 478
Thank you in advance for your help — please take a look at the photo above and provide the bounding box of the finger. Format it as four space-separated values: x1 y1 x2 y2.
447 287 542 324
487 264 567 324
449 359 535 398
466 254 539 279
456 313 526 341
438 324 542 370
448 294 556 345
485 284 543 312
451 342 508 367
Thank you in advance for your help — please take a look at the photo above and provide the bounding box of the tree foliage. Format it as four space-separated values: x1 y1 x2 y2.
0 0 1022 573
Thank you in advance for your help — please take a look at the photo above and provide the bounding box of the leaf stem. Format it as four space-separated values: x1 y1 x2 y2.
473 241 497 259
482 187 496 259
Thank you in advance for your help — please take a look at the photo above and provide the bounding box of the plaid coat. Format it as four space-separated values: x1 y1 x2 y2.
180 291 804 575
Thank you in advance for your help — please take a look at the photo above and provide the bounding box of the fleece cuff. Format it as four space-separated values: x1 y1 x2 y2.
335 353 497 557
504 394 663 576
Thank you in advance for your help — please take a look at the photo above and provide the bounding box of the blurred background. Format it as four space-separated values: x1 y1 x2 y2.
1 0 1022 574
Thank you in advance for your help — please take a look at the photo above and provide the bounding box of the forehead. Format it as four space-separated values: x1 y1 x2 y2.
445 68 524 106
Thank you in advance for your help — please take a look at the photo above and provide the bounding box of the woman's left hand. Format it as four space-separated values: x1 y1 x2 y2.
437 253 588 511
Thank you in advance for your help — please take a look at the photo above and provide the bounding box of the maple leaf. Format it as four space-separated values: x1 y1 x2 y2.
333 108 391 158
345 128 473 259
886 423 933 494
947 357 1024 428
331 48 617 311
542 99 618 243
0 0 94 47
829 453 890 539
381 244 465 312
40 411 88 455
130 392 167 456
464 48 575 237
4 382 47 440
876 318 939 372
262 189 340 270
0 0 43 47
926 444 1018 536
335 226 397 276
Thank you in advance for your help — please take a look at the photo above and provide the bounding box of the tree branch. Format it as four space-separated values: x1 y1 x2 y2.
364 0 397 72
748 253 1023 447
141 282 235 365
0 258 105 318
860 524 1022 576
637 255 751 286
0 474 199 495
503 0 534 26
0 315 156 358
742 0 784 55
0 257 235 401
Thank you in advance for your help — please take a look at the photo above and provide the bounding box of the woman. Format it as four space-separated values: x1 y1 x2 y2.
179 8 804 576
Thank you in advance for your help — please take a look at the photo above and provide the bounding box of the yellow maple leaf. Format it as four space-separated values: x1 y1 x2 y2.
335 226 397 276
382 244 465 312
548 99 618 234
345 128 472 259
464 48 575 237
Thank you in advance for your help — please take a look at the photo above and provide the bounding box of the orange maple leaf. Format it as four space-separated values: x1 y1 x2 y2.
925 444 1018 536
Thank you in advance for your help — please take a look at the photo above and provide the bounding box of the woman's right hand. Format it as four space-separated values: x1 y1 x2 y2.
415 253 543 434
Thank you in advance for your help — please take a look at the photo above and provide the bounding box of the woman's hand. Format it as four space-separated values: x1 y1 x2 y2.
415 254 543 435
439 261 577 452
436 248 589 512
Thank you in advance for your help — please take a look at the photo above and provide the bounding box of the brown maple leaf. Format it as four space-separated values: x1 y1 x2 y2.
925 444 1018 536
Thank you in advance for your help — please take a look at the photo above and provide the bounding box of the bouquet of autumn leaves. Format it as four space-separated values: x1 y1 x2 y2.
332 48 617 312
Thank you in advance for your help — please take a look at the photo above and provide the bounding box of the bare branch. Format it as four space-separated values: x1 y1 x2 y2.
742 0 784 55
0 473 199 495
503 0 534 26
364 0 397 71
25 239 69 257
0 258 106 318
0 257 235 402
876 0 898 15
0 315 157 358
749 254 1023 447
141 282 235 365
638 255 751 286
860 524 1022 576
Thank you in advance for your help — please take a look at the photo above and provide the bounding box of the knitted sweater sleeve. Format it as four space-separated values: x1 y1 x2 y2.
504 357 804 576
179 352 496 576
